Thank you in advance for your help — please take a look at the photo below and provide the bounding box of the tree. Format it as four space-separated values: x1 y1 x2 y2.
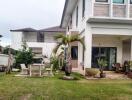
3 46 18 55
15 42 34 68
54 33 85 76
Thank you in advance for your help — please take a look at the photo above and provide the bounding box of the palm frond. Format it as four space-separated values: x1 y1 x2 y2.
53 43 63 54
69 34 85 50
54 33 65 40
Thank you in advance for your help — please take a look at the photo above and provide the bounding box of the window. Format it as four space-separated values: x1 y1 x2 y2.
95 0 108 2
37 32 44 42
68 26 69 32
113 0 124 3
76 6 78 27
82 0 85 18
71 46 78 60
130 0 132 4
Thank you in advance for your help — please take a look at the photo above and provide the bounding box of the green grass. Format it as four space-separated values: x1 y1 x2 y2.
0 72 132 100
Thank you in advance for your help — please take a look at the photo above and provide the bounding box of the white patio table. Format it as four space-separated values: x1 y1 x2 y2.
29 64 45 77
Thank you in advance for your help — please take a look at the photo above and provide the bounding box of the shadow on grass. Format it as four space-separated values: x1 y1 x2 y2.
58 71 85 81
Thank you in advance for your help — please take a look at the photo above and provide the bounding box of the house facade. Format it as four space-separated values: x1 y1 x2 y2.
11 26 65 58
61 0 132 72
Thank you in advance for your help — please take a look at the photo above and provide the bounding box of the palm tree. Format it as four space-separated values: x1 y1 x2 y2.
54 33 85 76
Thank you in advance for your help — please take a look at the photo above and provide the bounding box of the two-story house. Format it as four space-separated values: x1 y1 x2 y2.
11 26 66 58
61 0 132 72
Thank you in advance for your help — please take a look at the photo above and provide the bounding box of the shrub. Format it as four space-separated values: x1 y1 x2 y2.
85 68 99 77
50 56 60 71
15 42 34 68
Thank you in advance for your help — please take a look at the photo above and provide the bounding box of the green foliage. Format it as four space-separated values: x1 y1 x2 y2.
50 55 64 71
97 59 107 73
97 59 107 68
2 47 18 55
50 56 59 71
128 61 132 68
85 68 99 77
53 33 85 54
15 42 34 68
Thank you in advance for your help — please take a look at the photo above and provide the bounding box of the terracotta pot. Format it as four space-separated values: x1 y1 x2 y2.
65 65 72 76
100 73 106 78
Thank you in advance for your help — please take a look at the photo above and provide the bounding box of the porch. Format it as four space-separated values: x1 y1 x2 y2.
75 34 132 75
92 35 132 70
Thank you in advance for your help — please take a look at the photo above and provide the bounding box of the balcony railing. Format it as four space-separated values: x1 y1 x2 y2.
113 4 126 17
94 3 110 17
93 2 130 18
130 5 132 17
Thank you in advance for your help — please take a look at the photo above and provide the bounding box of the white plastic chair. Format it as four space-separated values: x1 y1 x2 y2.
20 64 28 75
45 64 53 76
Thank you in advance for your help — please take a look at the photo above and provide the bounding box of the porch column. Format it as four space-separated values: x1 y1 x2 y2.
84 24 92 69
131 38 132 60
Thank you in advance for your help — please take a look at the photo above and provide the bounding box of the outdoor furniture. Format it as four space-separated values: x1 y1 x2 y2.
29 64 44 77
20 64 28 75
45 64 53 76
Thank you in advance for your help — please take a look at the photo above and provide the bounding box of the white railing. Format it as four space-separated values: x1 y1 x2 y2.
93 0 131 18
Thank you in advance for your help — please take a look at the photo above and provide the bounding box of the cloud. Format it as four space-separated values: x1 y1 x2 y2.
0 0 65 46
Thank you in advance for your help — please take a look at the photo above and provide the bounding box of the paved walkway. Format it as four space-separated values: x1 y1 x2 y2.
105 71 129 79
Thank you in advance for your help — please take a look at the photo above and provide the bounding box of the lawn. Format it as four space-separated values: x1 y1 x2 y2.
0 72 132 100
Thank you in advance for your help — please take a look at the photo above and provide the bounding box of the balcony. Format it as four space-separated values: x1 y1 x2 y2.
94 3 110 17
93 2 130 18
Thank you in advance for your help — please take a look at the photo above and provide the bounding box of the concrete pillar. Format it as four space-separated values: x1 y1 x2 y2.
117 42 123 64
84 24 92 69
130 39 132 61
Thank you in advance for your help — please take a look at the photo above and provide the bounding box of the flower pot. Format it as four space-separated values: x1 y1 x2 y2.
65 65 72 76
100 73 106 78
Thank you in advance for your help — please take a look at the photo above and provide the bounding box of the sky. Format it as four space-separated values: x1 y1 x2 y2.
0 0 65 47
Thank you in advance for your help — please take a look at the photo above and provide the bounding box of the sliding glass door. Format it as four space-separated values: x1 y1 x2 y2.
92 47 117 70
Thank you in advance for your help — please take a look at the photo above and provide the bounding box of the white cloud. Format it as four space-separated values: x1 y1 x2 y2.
0 0 65 47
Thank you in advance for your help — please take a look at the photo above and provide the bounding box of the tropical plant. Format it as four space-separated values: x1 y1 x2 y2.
15 42 34 68
50 55 60 71
53 33 85 76
97 58 107 78
85 68 99 77
3 46 18 55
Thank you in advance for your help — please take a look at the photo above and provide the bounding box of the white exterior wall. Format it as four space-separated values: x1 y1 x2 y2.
64 0 132 72
27 42 56 58
23 32 37 42
70 0 93 32
91 23 132 35
91 23 132 64
44 32 57 43
123 41 131 62
11 32 23 50
93 36 123 64
11 31 58 57
0 54 9 66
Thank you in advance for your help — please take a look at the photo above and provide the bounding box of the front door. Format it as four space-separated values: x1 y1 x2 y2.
92 47 117 70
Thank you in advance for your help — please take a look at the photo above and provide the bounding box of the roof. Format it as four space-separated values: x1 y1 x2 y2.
60 0 78 28
10 28 37 32
39 26 66 32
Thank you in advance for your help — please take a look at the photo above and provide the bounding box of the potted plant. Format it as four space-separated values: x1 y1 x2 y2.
53 34 85 76
97 59 107 78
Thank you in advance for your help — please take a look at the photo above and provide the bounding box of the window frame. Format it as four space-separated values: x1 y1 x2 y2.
95 0 108 2
113 0 124 4
76 6 78 27
37 32 44 42
130 0 132 4
71 46 78 60
82 0 85 18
